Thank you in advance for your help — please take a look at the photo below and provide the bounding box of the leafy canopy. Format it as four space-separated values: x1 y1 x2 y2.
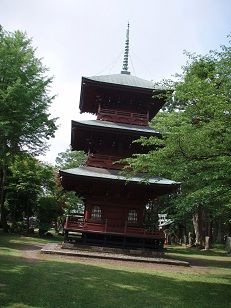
126 40 231 223
55 149 86 215
0 27 57 230
0 28 57 158
55 149 86 170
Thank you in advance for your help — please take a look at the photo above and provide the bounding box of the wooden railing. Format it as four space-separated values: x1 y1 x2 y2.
65 216 164 239
97 107 149 126
86 153 124 170
65 216 84 229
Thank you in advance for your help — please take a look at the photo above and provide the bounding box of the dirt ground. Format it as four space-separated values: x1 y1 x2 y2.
18 242 220 274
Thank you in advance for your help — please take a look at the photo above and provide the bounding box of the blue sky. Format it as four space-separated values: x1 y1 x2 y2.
1 0 231 163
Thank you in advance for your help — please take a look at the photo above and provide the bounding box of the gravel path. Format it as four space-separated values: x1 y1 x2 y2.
41 243 190 266
18 242 224 274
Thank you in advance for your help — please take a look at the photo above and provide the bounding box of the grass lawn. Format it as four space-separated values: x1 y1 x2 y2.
0 232 230 308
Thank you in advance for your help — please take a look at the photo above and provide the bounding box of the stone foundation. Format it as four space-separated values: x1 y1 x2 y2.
61 242 164 257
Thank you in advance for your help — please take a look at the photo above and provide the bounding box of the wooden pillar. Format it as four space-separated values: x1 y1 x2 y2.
64 230 68 242
84 200 91 221
82 232 87 244
123 236 126 248
104 219 108 233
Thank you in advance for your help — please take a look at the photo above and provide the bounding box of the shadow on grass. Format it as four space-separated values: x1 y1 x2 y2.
0 254 230 308
0 242 43 252
168 255 231 269
166 246 227 257
0 231 62 245
165 246 231 269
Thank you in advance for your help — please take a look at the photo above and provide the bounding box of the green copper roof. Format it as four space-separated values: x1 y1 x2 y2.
60 166 180 186
73 120 161 136
84 74 155 90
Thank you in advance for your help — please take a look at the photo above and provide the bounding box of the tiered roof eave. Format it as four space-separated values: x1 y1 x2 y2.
79 74 169 117
60 166 180 187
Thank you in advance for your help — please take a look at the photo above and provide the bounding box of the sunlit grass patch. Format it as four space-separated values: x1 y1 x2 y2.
0 233 230 308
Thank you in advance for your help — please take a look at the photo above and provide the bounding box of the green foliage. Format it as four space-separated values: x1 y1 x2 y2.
53 149 86 216
6 155 55 231
0 28 57 157
8 155 54 195
37 196 63 235
55 148 86 170
126 39 231 236
0 27 58 230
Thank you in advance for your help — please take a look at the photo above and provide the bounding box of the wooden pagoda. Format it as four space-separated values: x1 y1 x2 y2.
60 25 180 251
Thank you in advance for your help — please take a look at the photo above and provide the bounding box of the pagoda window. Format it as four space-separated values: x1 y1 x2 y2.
128 209 138 224
91 206 102 221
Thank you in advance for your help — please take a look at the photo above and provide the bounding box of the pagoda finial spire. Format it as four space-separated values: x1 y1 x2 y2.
121 22 130 75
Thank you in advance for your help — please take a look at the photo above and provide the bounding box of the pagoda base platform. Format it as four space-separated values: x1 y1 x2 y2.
62 241 164 257
40 242 190 266
64 230 164 252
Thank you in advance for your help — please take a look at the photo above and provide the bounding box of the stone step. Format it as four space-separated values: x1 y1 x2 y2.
41 243 190 267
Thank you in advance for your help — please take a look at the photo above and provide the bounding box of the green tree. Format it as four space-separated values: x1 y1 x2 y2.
37 196 63 236
0 28 57 230
56 148 86 170
55 149 86 216
126 41 231 245
6 155 55 233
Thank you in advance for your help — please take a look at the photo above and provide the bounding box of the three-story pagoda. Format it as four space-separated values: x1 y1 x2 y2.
60 25 180 251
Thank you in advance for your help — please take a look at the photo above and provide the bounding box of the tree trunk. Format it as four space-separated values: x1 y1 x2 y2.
216 218 224 243
0 163 8 232
26 212 30 234
208 220 213 242
192 206 204 247
178 223 186 245
228 223 231 237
